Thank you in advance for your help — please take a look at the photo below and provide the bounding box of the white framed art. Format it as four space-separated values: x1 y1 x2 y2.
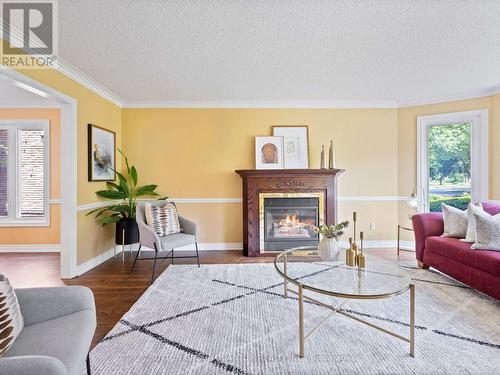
255 136 284 169
272 125 309 169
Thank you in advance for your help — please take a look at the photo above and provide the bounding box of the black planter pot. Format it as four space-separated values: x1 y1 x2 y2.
116 218 139 245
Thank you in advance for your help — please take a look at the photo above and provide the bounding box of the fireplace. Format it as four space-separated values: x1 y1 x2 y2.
236 169 344 256
259 192 324 252
261 196 321 251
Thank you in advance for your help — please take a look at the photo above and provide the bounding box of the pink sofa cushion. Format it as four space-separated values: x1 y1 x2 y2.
482 201 500 216
425 236 500 277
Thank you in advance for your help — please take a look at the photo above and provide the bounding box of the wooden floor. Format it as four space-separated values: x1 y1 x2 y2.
0 248 414 348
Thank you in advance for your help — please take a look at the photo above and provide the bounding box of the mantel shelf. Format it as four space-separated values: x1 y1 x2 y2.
235 169 345 177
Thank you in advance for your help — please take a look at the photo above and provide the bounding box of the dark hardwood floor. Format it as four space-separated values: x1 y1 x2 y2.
0 248 414 348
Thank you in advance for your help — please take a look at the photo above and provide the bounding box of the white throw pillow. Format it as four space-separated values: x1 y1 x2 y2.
471 214 500 251
461 203 483 243
0 274 24 357
441 204 468 238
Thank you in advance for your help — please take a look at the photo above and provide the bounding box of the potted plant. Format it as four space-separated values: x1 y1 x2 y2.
87 149 165 245
314 221 349 261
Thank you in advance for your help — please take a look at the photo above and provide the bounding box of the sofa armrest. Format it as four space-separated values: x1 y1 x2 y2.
0 356 67 375
412 212 444 262
179 216 197 238
15 286 95 327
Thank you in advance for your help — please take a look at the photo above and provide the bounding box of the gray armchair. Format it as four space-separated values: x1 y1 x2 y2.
0 286 96 375
132 201 200 283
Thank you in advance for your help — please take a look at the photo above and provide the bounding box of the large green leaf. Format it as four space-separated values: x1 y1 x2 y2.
106 181 122 192
116 171 130 196
95 190 126 199
130 166 138 186
118 148 130 173
136 184 159 197
85 204 117 216
101 215 121 225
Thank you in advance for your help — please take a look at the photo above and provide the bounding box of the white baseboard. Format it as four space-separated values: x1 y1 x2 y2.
77 246 123 276
0 244 61 252
74 240 415 277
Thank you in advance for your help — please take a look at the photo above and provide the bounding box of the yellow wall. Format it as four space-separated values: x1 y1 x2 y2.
122 108 399 243
0 108 60 244
4 64 499 263
11 69 122 263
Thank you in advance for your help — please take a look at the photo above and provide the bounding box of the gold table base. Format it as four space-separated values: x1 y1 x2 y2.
282 270 415 358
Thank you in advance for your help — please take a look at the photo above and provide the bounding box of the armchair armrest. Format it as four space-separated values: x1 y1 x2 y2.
179 216 198 238
412 212 444 262
137 220 162 250
15 286 95 327
0 356 67 375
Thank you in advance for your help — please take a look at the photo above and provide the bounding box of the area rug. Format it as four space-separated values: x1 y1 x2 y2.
88 262 500 374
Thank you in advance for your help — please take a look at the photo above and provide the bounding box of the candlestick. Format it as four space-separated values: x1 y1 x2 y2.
328 140 335 169
320 145 325 169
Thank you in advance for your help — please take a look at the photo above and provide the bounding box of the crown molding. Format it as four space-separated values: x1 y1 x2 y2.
397 86 500 108
121 99 399 109
55 58 124 107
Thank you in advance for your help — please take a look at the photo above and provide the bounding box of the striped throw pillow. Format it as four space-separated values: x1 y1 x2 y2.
0 274 24 357
144 202 182 237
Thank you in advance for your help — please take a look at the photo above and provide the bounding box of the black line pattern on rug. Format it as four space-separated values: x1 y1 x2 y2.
100 279 286 342
432 330 500 349
119 319 252 375
212 279 499 350
212 279 428 331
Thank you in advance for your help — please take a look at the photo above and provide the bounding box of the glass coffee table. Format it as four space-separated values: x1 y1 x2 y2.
274 246 415 358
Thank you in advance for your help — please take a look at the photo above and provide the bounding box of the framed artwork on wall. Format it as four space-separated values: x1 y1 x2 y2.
272 125 309 169
88 124 116 181
255 136 284 169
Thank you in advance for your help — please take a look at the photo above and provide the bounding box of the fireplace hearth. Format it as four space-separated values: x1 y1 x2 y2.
236 169 344 256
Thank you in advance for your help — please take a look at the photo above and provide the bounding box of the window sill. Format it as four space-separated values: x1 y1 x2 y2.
0 220 50 227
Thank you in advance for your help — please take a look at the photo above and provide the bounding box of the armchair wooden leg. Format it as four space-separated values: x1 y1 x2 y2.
151 244 159 284
417 261 429 269
131 244 142 271
195 242 200 267
86 352 91 375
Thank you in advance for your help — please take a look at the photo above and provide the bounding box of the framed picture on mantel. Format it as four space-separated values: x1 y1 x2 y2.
255 136 284 169
272 125 309 169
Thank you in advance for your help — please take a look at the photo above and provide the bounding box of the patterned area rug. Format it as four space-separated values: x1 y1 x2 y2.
89 262 500 374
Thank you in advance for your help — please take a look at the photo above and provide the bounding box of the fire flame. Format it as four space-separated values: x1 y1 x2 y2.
285 215 301 226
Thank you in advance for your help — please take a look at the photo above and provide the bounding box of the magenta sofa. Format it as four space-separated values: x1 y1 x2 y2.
412 201 500 300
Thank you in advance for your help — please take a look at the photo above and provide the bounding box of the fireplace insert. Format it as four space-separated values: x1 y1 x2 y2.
263 197 320 251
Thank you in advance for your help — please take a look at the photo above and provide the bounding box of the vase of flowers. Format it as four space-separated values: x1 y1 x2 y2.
314 221 349 261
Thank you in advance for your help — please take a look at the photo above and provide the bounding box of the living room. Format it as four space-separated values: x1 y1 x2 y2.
0 1 499 374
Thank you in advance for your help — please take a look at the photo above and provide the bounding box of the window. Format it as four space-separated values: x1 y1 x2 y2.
417 110 488 212
0 120 49 225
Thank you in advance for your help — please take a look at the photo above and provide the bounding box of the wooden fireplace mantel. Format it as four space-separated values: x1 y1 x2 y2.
235 169 345 256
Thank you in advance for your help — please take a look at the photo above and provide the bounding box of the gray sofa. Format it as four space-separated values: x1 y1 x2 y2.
0 286 96 375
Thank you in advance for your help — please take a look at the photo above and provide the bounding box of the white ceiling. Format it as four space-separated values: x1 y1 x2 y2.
57 0 500 106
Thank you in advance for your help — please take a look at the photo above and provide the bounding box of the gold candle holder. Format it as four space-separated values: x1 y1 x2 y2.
358 231 366 268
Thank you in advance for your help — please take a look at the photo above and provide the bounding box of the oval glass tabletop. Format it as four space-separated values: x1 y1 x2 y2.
274 246 411 299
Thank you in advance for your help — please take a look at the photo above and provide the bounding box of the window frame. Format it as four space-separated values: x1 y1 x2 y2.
0 119 50 226
416 109 488 212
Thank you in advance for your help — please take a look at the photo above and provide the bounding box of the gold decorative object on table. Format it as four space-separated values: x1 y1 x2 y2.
358 231 366 268
346 237 356 266
320 145 326 169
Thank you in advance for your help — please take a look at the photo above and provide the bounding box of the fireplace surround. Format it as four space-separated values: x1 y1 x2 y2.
236 169 344 256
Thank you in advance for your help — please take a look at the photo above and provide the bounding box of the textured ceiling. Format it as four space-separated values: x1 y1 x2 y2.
58 0 500 105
